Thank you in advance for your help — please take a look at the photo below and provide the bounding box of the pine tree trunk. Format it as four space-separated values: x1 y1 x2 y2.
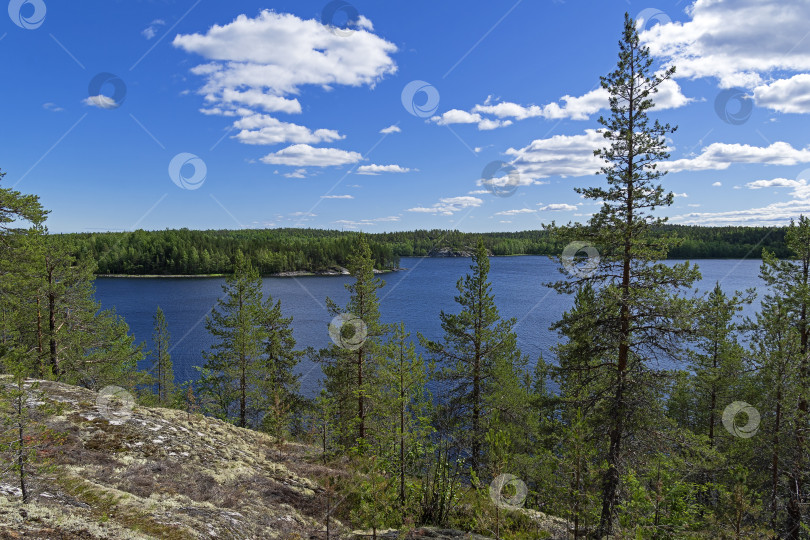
400 346 406 507
788 267 809 539
358 347 365 444
16 393 28 504
772 384 782 531
48 290 57 378
599 152 634 536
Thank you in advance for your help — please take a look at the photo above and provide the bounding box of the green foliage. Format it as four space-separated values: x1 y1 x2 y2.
421 238 528 476
43 224 793 279
319 235 388 452
147 306 174 406
197 253 301 431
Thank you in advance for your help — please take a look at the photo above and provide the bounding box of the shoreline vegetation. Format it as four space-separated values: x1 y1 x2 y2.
56 225 789 277
96 267 399 278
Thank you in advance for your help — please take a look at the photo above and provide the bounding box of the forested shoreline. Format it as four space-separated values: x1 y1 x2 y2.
52 224 788 277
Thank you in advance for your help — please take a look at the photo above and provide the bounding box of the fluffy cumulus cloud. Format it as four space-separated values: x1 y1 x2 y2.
672 171 810 225
539 203 577 211
284 168 308 179
665 141 810 173
233 114 344 146
754 74 810 114
429 109 512 130
260 144 363 167
672 200 810 225
497 128 810 185
505 129 606 180
356 164 413 175
408 196 483 216
83 95 118 109
431 79 690 130
641 0 810 112
379 125 401 134
174 10 397 166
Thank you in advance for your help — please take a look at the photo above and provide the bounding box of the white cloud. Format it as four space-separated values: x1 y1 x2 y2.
174 10 396 101
666 141 810 173
83 95 118 109
712 181 722 187
356 164 413 175
260 144 363 167
673 172 810 225
334 215 400 229
284 168 308 178
174 10 397 154
42 102 64 112
380 124 401 134
142 19 165 40
506 129 605 180
754 74 810 114
430 109 480 125
429 109 511 130
321 195 354 199
673 192 688 198
494 208 536 216
671 199 810 225
233 114 344 145
539 203 577 211
407 196 483 216
440 79 689 129
641 0 810 91
745 177 804 190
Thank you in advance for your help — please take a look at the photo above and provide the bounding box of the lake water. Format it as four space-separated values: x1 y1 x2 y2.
94 257 766 396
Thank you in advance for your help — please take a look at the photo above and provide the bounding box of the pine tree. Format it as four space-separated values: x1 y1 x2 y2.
759 216 810 537
321 235 387 451
547 14 700 536
198 253 266 427
378 321 434 510
150 306 174 405
421 238 526 476
256 294 301 439
690 284 751 448
750 298 800 532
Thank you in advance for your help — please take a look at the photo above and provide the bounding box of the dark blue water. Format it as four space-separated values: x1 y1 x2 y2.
94 257 765 396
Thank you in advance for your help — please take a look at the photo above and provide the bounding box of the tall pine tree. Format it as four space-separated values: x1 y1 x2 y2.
548 14 700 536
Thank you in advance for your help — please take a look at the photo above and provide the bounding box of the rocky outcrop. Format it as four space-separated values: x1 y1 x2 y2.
0 380 333 539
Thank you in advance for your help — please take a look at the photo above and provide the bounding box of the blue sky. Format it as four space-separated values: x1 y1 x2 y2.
4 0 810 233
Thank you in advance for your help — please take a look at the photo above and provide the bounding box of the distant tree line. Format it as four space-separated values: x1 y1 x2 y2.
50 224 788 277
